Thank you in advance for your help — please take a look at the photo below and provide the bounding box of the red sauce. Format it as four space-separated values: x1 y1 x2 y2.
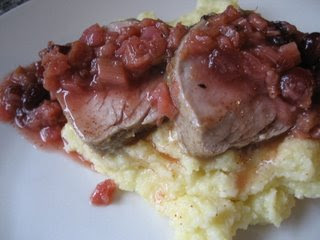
2 10 320 206
42 19 188 95
158 151 179 163
0 18 188 151
149 81 178 122
235 135 284 192
67 151 93 169
180 5 320 139
37 19 187 148
90 179 117 206
0 63 67 149
0 18 187 207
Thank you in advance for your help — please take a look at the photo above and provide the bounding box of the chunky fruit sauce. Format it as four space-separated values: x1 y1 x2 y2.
90 179 117 206
0 18 188 148
0 63 66 148
0 18 188 206
180 6 320 138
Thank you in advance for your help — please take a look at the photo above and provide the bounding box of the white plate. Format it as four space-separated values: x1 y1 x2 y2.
0 0 319 239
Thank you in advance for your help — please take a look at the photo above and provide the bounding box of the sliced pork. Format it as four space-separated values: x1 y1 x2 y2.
57 74 169 151
2 9 320 156
40 19 187 151
167 6 317 157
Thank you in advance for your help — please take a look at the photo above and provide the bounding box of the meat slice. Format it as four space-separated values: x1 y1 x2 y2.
167 6 313 157
41 19 186 151
58 74 165 151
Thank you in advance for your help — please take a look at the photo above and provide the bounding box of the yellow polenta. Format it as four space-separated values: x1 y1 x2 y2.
62 122 320 240
62 1 320 239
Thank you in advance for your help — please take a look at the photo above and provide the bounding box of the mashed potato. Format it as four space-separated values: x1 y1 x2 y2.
63 122 320 240
137 0 238 25
62 1 320 239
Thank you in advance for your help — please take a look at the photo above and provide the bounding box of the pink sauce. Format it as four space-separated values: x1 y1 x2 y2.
0 18 188 206
90 179 117 206
1 9 320 205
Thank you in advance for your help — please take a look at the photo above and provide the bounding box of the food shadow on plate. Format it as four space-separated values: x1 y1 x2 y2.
111 187 126 205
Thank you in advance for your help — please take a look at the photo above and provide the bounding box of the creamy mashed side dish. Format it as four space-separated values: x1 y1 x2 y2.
137 0 238 25
62 1 320 239
63 122 320 240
